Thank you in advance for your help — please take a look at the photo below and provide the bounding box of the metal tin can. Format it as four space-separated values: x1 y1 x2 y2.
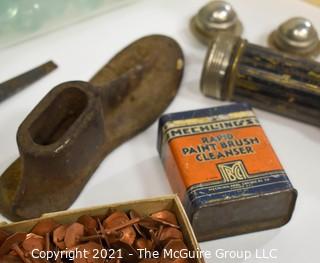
157 103 297 241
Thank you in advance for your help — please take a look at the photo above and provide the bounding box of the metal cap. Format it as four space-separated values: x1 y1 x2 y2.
200 33 239 99
190 1 243 44
269 17 320 58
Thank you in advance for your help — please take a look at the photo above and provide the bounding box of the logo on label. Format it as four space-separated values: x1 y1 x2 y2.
218 160 249 182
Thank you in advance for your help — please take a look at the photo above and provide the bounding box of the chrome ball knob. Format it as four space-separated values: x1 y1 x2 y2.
190 1 243 45
269 17 320 58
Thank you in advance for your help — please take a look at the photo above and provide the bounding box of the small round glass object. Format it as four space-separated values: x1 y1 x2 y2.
0 0 19 31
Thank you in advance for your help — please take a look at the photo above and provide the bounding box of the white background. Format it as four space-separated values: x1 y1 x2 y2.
0 0 319 262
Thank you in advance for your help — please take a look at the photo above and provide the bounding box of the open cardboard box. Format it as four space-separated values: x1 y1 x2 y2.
0 195 204 263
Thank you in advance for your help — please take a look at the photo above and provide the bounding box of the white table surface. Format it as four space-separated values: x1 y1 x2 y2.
0 0 319 262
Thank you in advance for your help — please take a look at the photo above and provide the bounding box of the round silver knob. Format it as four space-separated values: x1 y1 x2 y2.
269 17 320 58
190 1 243 45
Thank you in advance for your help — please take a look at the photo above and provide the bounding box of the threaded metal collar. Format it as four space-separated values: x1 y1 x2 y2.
200 33 239 99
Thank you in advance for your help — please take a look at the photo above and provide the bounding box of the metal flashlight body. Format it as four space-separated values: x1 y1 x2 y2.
201 34 320 127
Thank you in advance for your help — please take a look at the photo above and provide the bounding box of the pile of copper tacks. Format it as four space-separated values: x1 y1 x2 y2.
0 209 190 263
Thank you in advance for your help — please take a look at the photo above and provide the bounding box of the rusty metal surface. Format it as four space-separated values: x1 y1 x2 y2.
0 35 184 221
0 61 57 103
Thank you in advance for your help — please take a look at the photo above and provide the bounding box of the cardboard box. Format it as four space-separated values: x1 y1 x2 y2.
0 195 204 263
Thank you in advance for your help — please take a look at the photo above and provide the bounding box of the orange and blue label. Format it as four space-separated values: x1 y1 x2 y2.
158 103 295 216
